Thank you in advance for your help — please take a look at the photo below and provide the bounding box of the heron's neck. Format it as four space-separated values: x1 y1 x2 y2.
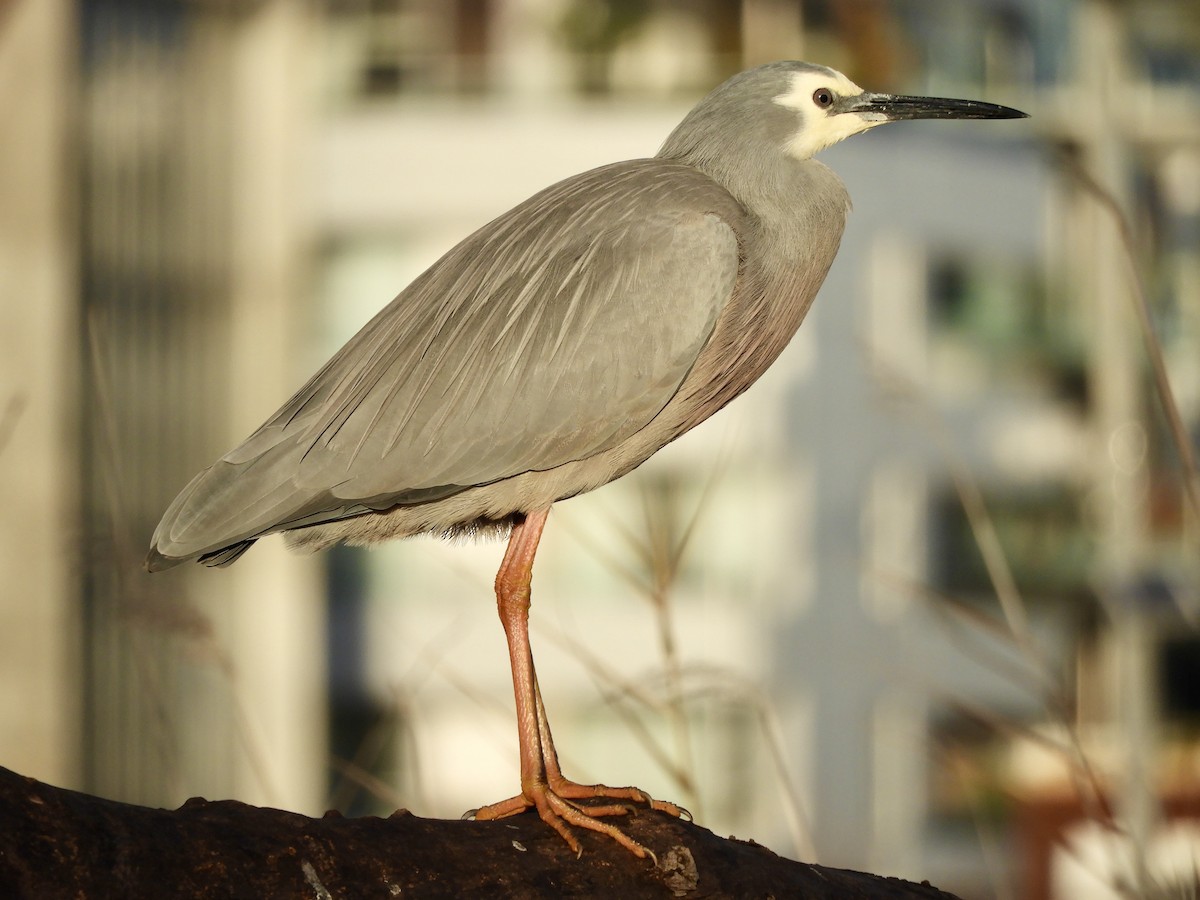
666 142 847 236
663 156 850 438
731 159 851 279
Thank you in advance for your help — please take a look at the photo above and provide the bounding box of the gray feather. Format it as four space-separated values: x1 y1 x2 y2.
150 161 743 564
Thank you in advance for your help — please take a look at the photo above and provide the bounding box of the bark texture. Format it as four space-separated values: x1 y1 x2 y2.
0 766 962 898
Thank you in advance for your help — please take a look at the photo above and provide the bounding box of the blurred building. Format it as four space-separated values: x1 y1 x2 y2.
2 1 1199 898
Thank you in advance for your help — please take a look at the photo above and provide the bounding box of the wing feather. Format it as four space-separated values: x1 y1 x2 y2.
152 160 743 560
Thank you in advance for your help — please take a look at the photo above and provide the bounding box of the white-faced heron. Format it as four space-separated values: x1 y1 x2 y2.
147 61 1026 857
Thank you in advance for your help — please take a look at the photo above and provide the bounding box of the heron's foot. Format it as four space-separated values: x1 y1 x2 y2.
545 775 691 821
470 781 659 859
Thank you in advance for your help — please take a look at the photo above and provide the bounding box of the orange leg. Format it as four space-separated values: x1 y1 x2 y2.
470 508 683 857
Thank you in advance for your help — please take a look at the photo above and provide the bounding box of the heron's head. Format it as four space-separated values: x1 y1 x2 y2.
772 62 1028 159
659 62 1026 174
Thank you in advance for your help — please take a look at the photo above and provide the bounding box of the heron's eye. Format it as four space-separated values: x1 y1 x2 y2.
812 88 835 109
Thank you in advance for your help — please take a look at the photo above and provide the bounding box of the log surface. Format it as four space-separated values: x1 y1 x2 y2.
0 766 962 898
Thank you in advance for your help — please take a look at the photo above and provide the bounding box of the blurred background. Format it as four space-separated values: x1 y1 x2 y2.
2 0 1199 897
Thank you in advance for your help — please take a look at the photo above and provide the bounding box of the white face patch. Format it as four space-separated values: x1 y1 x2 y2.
773 68 881 160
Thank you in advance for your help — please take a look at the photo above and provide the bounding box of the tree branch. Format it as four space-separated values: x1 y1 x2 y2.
0 765 961 898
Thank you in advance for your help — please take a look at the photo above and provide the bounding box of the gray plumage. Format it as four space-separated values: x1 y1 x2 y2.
147 61 1023 571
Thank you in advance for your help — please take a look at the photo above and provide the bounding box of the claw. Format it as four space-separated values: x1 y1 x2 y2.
651 798 692 821
474 781 664 859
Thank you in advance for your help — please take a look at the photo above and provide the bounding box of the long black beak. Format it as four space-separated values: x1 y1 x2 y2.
842 92 1028 121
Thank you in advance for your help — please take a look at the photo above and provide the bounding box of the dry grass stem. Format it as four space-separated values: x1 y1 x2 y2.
936 741 1017 900
652 663 816 861
328 700 405 812
540 623 695 791
866 356 1124 844
879 571 1052 695
87 314 283 805
328 756 408 811
1063 153 1200 539
0 394 27 457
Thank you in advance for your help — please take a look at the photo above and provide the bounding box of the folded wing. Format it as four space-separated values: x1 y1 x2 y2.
149 160 743 565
